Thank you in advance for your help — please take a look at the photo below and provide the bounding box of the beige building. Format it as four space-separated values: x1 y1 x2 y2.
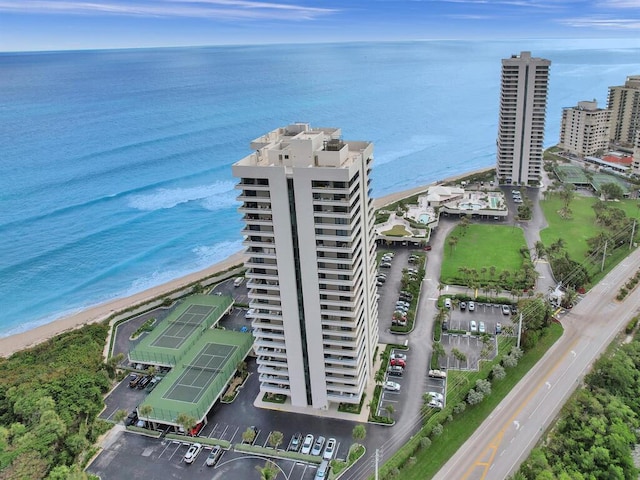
559 100 611 157
232 123 379 410
608 75 640 148
496 51 551 186
633 130 640 175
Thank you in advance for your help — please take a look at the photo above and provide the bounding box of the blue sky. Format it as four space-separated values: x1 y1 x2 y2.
0 0 639 51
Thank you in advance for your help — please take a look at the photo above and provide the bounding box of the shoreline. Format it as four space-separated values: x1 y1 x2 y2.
0 167 492 358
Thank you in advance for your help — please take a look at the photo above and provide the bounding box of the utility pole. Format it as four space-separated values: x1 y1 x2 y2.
601 240 608 272
630 219 636 250
517 312 523 349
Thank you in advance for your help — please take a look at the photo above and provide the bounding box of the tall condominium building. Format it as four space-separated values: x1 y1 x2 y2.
232 123 379 410
608 75 640 148
496 51 551 185
559 100 611 157
633 130 640 175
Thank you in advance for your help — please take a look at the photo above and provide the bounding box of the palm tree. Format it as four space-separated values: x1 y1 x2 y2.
533 241 546 262
448 236 459 256
385 404 395 420
256 461 279 480
375 369 385 385
480 267 487 281
176 413 197 435
352 424 367 444
114 409 128 425
489 265 496 280
268 431 284 450
139 404 153 419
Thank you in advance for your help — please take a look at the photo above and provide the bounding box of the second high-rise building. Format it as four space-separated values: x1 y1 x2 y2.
232 123 379 410
496 51 551 186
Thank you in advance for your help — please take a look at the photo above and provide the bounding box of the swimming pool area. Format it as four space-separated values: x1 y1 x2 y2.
419 213 432 224
489 197 499 209
459 202 483 210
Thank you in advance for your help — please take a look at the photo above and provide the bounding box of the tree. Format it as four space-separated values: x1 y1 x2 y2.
475 379 492 396
448 235 459 255
255 460 279 480
242 427 257 444
385 404 395 420
492 364 506 380
432 342 446 366
352 424 367 443
533 241 546 262
268 431 284 450
451 348 467 363
558 183 576 218
600 182 624 200
431 423 444 437
375 369 385 385
466 388 484 405
176 413 197 435
114 409 128 425
139 404 153 419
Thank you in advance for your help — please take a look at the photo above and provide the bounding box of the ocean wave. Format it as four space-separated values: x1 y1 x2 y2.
127 181 236 211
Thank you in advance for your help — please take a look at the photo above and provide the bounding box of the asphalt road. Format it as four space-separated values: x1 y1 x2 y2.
434 246 640 480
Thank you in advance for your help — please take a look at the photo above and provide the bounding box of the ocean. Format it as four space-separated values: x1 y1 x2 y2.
1 39 639 337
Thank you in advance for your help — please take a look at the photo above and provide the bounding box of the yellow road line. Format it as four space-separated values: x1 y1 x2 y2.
461 337 580 480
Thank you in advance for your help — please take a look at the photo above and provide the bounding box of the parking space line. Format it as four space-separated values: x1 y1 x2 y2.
229 426 240 443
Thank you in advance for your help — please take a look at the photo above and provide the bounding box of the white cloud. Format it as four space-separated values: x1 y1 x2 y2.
560 16 640 28
0 0 337 20
595 0 640 7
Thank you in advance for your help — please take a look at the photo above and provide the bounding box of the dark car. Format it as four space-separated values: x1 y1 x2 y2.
125 410 138 426
128 374 142 388
290 432 303 451
137 375 152 389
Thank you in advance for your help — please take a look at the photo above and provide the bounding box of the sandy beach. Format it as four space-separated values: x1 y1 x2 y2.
0 167 491 357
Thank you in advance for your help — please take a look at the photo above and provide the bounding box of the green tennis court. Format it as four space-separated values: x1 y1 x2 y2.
554 165 589 184
151 304 218 349
163 343 236 403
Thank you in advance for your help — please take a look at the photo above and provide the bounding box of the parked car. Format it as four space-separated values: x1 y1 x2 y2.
184 443 203 464
400 291 413 300
428 399 444 409
426 391 444 402
311 436 326 456
424 245 432 251
125 410 138 426
380 262 392 268
128 374 142 388
428 369 447 379
460 301 467 310
479 321 486 333
468 301 475 311
502 304 511 315
323 438 337 460
444 298 452 309
496 322 502 334
390 358 406 368
301 434 314 455
137 375 152 390
388 365 404 376
206 445 222 466
315 459 330 479
290 432 303 452
384 381 401 391
442 321 449 331
470 320 477 332
391 352 407 361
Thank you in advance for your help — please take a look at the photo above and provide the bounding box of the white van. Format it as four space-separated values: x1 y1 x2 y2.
233 276 244 287
315 460 330 479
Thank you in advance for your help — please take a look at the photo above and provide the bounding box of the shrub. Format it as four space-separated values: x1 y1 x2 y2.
420 437 431 449
475 379 492 396
466 388 484 405
492 364 506 380
431 424 444 437
453 402 466 414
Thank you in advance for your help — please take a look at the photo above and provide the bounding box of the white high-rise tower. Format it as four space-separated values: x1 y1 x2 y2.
496 51 551 185
232 123 379 410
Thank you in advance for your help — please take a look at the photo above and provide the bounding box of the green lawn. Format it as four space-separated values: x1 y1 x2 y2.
440 224 528 284
540 196 640 263
381 224 413 237
398 323 564 480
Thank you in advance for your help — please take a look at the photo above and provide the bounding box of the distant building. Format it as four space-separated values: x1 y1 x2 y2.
558 100 611 157
496 51 551 186
608 75 640 148
633 130 640 175
232 123 379 410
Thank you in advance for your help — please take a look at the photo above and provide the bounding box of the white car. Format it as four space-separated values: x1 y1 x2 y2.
428 369 447 379
468 301 475 311
184 443 203 464
311 436 325 456
428 399 443 409
384 381 401 392
470 320 477 332
479 321 486 333
391 352 407 361
502 304 511 315
301 434 314 455
426 391 444 402
323 438 337 460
